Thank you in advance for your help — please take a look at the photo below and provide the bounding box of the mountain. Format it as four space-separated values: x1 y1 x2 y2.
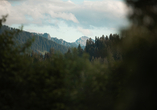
75 36 94 46
34 33 94 48
32 33 78 48
0 25 95 53
32 33 51 40
51 37 77 47
0 25 69 54
32 32 96 48
32 32 95 48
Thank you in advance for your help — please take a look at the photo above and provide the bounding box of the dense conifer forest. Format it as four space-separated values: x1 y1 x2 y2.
0 0 157 110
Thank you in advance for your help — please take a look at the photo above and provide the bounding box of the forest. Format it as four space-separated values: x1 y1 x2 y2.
0 0 157 110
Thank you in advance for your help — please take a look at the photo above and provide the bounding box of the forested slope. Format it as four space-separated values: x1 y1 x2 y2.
0 25 69 54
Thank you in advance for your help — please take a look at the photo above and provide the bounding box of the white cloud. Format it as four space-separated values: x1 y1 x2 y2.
48 12 79 23
0 1 27 25
0 0 129 42
83 0 128 18
78 27 93 36
0 0 79 25
0 0 128 25
71 0 129 28
0 1 11 15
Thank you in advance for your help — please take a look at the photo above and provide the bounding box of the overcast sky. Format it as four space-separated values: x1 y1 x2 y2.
0 0 129 42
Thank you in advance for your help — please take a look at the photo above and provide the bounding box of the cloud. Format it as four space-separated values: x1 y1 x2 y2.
0 0 129 36
0 0 27 24
83 0 127 17
48 12 79 23
0 1 11 15
78 27 93 36
0 0 79 25
71 0 129 28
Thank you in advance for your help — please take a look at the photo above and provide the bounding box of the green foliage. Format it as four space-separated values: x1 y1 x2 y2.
0 15 120 110
1 0 157 109
85 34 122 61
0 16 66 110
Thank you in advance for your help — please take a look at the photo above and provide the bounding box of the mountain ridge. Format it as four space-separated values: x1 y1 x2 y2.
0 25 69 54
0 25 95 53
32 32 94 47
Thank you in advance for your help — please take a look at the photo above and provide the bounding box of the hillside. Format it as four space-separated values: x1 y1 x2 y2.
0 25 69 54
32 33 94 48
32 33 78 47
51 37 78 47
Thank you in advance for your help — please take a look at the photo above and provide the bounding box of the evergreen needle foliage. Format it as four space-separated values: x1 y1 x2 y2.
0 0 157 109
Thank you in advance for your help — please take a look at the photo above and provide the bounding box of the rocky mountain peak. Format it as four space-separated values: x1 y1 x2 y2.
43 33 51 40
75 36 94 46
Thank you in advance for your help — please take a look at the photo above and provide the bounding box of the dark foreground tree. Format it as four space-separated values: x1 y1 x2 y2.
114 0 157 110
0 16 66 110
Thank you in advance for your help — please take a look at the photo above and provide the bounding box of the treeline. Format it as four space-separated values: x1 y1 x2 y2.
1 0 157 110
29 33 122 63
82 34 121 61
